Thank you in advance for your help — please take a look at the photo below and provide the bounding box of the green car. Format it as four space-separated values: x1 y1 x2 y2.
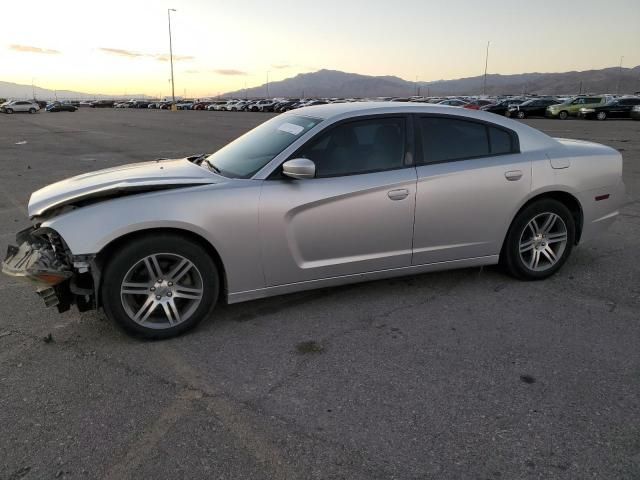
546 95 613 120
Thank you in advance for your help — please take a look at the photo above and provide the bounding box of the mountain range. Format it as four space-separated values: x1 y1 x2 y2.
225 66 640 98
2 65 639 101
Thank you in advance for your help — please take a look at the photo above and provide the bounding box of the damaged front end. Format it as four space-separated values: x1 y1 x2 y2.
2 227 95 313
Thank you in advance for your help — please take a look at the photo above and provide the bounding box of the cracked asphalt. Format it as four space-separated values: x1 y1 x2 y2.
0 109 639 480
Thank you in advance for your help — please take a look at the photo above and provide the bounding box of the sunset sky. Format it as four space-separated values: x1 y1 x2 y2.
1 0 639 97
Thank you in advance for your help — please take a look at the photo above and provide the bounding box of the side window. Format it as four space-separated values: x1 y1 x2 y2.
296 117 406 178
419 117 488 163
418 117 516 164
488 127 513 155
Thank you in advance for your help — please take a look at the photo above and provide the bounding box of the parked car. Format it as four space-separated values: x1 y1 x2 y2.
46 102 78 112
545 96 612 120
437 99 468 107
464 99 494 110
2 103 626 338
578 97 640 120
176 101 194 110
0 100 40 114
90 100 115 108
192 102 212 110
481 98 526 115
506 99 560 119
631 104 640 120
133 100 152 109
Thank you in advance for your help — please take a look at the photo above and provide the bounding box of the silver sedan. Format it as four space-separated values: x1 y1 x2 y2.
2 103 626 338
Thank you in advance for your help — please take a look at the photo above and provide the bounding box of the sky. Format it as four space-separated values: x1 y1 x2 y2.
1 0 639 97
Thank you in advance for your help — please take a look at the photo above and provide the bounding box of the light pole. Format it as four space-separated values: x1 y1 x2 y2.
168 8 177 108
31 77 36 100
482 41 490 96
616 56 624 94
266 71 271 98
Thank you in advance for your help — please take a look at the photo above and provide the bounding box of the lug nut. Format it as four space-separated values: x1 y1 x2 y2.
167 292 172 297
156 295 161 300
167 282 173 286
150 287 156 292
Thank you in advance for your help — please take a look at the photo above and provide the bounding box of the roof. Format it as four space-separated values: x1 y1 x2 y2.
288 101 559 152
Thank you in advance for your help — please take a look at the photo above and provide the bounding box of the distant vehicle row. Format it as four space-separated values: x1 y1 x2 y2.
3 96 640 120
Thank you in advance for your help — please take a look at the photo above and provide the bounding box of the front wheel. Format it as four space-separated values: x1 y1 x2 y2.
502 199 575 280
558 111 569 120
5 108 13 114
102 234 219 339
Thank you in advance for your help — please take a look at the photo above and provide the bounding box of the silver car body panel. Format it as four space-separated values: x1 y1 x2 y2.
27 103 625 305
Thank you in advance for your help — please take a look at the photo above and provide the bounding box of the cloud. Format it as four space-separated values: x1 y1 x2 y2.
272 64 291 69
213 69 248 76
98 47 144 58
10 44 61 55
154 54 195 62
184 69 200 74
99 48 194 62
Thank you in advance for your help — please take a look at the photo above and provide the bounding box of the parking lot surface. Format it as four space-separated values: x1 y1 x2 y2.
1 109 639 480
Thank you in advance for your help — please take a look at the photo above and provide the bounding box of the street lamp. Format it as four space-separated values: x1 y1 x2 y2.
616 56 624 94
168 8 177 108
482 41 490 96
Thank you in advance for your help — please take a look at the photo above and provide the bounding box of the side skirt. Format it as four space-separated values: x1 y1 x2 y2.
227 255 499 304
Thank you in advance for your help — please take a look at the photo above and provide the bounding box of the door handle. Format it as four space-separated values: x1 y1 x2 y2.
505 170 523 181
388 189 409 200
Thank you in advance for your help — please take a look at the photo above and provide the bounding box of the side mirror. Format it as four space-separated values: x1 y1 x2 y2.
282 158 316 180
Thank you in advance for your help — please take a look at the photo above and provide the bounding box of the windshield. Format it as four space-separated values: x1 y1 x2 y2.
206 114 322 178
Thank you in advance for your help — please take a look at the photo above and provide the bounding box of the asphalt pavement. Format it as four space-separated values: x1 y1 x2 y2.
0 108 639 479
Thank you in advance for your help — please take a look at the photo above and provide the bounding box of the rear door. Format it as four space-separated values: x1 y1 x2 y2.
412 115 531 265
260 115 417 286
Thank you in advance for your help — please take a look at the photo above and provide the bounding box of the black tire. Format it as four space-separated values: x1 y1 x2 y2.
6 108 13 114
501 198 575 280
101 233 219 339
504 110 512 118
558 111 569 120
517 110 526 119
28 108 36 114
596 111 607 121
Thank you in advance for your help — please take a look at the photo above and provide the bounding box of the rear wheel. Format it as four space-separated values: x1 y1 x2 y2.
502 199 575 280
596 111 607 121
102 234 219 339
558 111 569 120
5 108 13 114
517 110 526 119
28 108 36 114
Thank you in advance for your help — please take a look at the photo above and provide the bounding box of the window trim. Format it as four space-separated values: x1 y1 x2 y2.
268 113 415 180
413 113 521 167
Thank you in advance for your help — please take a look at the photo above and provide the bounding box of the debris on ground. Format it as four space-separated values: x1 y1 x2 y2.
296 340 324 354
43 333 54 343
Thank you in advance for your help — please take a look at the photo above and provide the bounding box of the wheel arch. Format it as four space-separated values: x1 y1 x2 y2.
93 227 228 307
501 190 584 258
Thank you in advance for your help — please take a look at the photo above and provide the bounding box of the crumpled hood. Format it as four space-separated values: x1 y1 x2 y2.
29 157 218 217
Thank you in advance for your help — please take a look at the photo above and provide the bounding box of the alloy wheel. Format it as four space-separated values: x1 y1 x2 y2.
518 212 568 272
120 253 204 329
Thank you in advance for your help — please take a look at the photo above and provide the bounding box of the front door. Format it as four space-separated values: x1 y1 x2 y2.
260 115 417 286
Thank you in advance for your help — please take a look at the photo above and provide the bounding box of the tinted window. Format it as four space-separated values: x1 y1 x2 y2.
620 99 640 106
586 97 602 103
419 117 489 163
489 127 513 154
418 117 515 164
296 117 406 177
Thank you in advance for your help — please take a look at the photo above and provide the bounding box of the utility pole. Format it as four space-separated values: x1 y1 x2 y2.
483 41 490 96
579 80 583 95
168 8 177 109
616 56 624 94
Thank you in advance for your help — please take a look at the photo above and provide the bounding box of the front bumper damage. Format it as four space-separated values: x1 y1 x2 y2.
2 227 96 312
